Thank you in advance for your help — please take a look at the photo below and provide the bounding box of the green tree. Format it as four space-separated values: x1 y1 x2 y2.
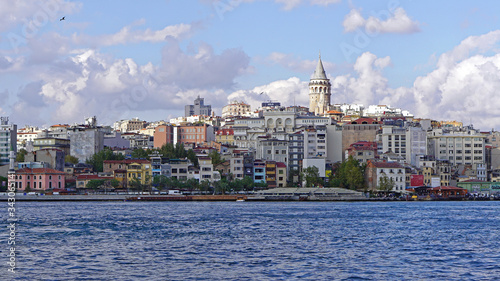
301 166 323 187
185 178 199 193
131 148 151 159
65 155 79 165
331 156 365 190
174 143 187 158
199 179 211 194
378 174 395 193
241 176 254 191
209 150 224 166
159 143 175 158
152 175 169 190
186 149 199 168
16 148 27 162
86 179 105 190
110 179 120 189
129 177 143 192
86 148 125 172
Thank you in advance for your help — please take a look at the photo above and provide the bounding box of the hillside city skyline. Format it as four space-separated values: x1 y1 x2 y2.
1 1 500 130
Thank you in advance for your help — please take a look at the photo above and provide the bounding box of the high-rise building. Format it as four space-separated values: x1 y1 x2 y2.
0 117 17 166
185 96 212 117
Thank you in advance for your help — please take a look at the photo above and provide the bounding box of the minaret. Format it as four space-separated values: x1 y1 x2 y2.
309 53 331 115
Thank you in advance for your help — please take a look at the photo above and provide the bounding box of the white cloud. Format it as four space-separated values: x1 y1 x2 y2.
343 7 420 34
10 40 251 125
90 22 193 46
227 77 309 110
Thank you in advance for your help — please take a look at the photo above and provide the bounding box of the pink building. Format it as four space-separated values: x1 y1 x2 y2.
14 168 66 191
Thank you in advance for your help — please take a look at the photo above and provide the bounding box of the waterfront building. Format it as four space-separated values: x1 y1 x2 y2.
185 96 212 117
14 168 66 191
76 174 114 189
230 149 247 180
168 158 193 181
126 160 152 186
265 160 277 188
365 161 407 191
253 160 266 184
276 162 287 187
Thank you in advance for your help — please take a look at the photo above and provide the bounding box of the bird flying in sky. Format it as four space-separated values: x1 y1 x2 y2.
60 16 65 21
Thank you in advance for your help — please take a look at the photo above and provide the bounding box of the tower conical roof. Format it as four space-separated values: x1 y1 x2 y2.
311 54 327 80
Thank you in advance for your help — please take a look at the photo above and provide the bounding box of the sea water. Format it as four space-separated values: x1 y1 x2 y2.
2 201 500 280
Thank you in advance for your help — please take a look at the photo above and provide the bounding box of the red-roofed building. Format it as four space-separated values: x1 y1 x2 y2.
76 174 114 189
103 159 150 173
427 186 467 199
365 160 406 192
215 128 234 145
14 168 66 191
342 118 382 161
346 141 377 163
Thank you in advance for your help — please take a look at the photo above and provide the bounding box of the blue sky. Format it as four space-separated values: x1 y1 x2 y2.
1 0 500 130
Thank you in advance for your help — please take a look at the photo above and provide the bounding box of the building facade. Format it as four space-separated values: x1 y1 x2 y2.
185 96 212 117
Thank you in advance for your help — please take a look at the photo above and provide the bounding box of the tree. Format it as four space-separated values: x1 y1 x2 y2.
152 175 169 190
241 176 254 192
209 150 224 166
129 177 143 192
174 143 187 158
331 156 365 190
186 149 199 168
86 148 125 172
378 174 395 193
86 179 105 190
301 166 323 187
199 179 211 194
131 148 149 159
185 178 199 193
16 149 27 162
65 155 79 165
110 179 120 189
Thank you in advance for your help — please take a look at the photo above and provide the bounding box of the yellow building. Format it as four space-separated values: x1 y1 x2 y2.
216 128 234 145
127 161 152 185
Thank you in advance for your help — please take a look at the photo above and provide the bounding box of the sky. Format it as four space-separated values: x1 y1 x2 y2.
1 0 500 130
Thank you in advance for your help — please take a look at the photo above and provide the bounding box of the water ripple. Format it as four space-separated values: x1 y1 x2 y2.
3 201 500 280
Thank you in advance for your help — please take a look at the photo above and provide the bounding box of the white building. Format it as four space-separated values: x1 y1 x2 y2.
0 117 17 165
428 128 486 166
